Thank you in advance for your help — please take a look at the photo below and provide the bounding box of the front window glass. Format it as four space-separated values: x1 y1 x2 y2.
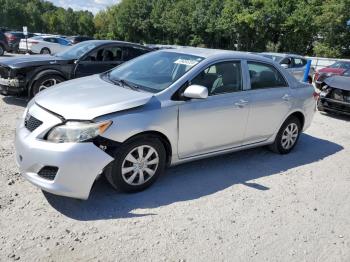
83 46 123 62
191 61 242 95
107 51 204 93
248 62 288 89
55 41 100 59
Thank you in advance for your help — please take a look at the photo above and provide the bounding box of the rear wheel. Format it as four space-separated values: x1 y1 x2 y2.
105 136 166 193
32 74 64 97
40 48 51 54
269 116 301 154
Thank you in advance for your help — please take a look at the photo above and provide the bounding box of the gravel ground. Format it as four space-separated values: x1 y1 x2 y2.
0 94 349 262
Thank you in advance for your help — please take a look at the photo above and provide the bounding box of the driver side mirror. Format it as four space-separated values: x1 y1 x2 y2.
183 85 208 99
281 64 289 69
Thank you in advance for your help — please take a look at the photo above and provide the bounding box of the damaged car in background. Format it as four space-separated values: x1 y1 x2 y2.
317 75 350 116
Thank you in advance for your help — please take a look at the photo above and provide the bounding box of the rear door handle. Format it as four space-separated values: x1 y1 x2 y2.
282 94 291 101
234 99 249 108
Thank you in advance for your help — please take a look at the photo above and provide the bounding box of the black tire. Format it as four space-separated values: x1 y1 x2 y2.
40 48 51 54
105 135 166 193
31 74 65 97
0 44 4 56
269 116 301 154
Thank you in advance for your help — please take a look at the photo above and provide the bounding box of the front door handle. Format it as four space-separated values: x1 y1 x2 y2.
282 94 291 101
234 99 249 108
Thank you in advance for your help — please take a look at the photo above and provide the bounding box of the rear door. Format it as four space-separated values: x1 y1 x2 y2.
74 44 125 78
243 61 292 144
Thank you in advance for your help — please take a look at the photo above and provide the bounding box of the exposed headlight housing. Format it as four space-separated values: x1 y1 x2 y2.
320 85 330 97
46 120 112 143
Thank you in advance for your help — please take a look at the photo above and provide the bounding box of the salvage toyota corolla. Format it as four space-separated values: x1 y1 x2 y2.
15 48 316 199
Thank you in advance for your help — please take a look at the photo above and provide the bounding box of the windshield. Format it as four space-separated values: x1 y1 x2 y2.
329 61 350 69
261 54 284 62
107 51 204 93
55 41 100 59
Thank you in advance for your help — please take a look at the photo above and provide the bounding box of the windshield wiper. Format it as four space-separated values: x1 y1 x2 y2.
107 74 140 92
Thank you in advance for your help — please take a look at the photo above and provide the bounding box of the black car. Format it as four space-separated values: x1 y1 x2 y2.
67 36 94 45
317 75 350 116
5 31 36 53
0 32 10 56
0 40 152 97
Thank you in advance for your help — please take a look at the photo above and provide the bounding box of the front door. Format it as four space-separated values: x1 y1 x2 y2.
178 61 250 158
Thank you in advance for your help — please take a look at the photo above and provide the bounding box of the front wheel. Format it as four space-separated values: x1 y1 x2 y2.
32 74 64 97
105 136 166 193
269 116 301 154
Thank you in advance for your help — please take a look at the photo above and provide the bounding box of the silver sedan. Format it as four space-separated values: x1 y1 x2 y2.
15 48 316 199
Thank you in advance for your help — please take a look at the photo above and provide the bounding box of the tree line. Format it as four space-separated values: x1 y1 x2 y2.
1 0 350 58
0 0 95 37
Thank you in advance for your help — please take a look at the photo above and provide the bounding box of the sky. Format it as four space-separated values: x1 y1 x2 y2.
48 0 120 14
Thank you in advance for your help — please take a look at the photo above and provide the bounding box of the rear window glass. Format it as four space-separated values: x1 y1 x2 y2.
248 62 288 89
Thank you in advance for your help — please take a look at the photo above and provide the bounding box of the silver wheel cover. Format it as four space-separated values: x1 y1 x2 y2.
38 78 61 92
121 145 159 186
281 123 299 150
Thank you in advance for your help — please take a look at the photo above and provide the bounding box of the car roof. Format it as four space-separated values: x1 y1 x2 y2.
159 47 273 62
79 40 153 50
261 52 304 58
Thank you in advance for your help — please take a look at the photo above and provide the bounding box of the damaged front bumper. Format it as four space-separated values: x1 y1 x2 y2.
15 103 115 199
0 77 25 95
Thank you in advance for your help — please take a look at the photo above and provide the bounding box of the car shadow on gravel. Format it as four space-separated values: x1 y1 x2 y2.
2 96 27 107
44 133 343 221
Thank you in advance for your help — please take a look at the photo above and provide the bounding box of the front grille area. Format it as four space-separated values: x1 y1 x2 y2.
24 113 43 132
38 166 58 181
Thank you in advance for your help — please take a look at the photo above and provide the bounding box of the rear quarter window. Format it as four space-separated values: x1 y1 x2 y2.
248 62 288 89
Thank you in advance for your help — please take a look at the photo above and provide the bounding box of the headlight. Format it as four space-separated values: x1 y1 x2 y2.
47 120 112 143
320 85 330 97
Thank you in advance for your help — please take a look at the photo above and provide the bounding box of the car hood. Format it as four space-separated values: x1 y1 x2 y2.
318 67 346 74
0 55 69 69
34 74 154 120
324 76 350 91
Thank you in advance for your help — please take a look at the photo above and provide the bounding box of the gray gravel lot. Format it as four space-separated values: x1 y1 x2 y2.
0 94 349 262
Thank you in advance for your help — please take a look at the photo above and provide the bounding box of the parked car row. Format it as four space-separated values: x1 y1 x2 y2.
0 30 95 56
